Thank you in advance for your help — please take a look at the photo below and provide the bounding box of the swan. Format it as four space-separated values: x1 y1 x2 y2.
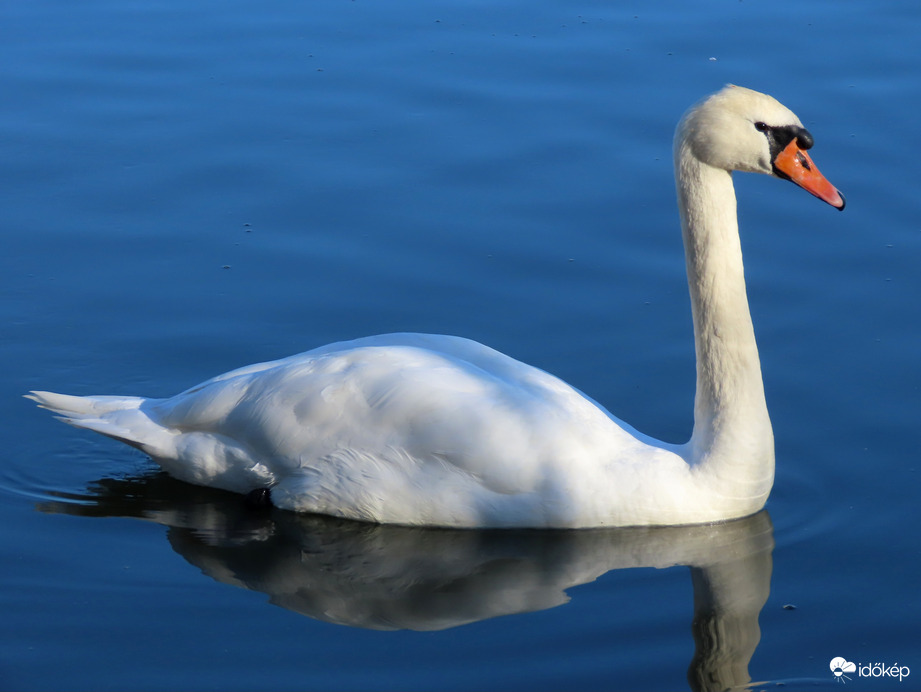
27 85 844 528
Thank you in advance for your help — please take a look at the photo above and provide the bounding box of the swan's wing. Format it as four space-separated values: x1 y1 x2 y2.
138 335 649 520
151 334 606 477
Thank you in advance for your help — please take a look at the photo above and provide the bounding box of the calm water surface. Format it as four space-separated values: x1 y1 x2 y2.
2 0 920 690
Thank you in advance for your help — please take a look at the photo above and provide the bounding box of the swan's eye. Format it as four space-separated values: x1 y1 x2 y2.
754 121 769 133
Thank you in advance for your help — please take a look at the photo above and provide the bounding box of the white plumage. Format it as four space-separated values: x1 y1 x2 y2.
28 86 844 528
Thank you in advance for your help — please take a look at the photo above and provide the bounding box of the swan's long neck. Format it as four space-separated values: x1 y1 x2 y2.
674 137 774 501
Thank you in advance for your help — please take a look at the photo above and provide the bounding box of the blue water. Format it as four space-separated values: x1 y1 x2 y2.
2 0 920 689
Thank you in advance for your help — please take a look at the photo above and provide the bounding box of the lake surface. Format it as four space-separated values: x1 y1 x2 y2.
2 0 920 689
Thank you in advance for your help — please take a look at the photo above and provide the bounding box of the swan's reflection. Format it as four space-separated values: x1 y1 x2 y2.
38 471 773 692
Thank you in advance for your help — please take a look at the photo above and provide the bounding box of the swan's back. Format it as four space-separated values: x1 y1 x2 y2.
161 334 679 526
31 333 687 527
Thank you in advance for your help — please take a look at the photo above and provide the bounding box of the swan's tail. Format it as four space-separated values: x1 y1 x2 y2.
25 390 166 454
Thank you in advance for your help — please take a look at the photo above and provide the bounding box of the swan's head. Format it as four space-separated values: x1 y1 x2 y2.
677 85 845 209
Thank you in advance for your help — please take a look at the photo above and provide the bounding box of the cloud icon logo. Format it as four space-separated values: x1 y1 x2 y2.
830 657 857 681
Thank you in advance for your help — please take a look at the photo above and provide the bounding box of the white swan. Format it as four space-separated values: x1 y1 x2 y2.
28 86 844 528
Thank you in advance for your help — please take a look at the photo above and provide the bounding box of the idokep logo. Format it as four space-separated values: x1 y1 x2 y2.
830 657 910 683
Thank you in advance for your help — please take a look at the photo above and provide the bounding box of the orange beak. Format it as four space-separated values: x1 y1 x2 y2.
773 139 845 210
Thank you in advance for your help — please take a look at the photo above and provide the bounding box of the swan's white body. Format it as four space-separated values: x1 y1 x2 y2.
29 86 844 528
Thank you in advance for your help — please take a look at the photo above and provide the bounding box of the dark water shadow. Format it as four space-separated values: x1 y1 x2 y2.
38 470 774 692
